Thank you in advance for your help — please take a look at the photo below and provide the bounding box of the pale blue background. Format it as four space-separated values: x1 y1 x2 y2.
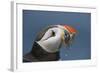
23 10 91 60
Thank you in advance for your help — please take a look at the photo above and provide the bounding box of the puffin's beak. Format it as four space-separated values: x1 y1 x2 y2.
57 25 77 46
63 25 77 45
63 25 77 34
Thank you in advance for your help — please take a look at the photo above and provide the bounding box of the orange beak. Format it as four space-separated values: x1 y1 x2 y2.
61 25 77 46
54 24 77 45
63 25 77 34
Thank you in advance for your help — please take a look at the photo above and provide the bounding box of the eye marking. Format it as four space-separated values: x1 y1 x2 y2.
52 30 55 36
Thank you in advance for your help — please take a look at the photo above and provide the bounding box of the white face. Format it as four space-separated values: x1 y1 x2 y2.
37 25 76 53
37 27 65 53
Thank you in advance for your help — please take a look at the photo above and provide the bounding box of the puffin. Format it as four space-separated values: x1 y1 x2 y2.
23 24 77 62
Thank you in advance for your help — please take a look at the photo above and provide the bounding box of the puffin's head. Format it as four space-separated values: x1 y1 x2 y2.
35 24 77 52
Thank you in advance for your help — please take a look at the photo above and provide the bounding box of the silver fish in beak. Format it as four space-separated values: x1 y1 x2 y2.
56 25 77 47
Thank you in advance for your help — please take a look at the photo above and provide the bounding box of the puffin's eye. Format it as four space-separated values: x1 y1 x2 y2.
52 31 55 36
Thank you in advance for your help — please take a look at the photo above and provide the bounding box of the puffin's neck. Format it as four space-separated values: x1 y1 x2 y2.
31 42 60 61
